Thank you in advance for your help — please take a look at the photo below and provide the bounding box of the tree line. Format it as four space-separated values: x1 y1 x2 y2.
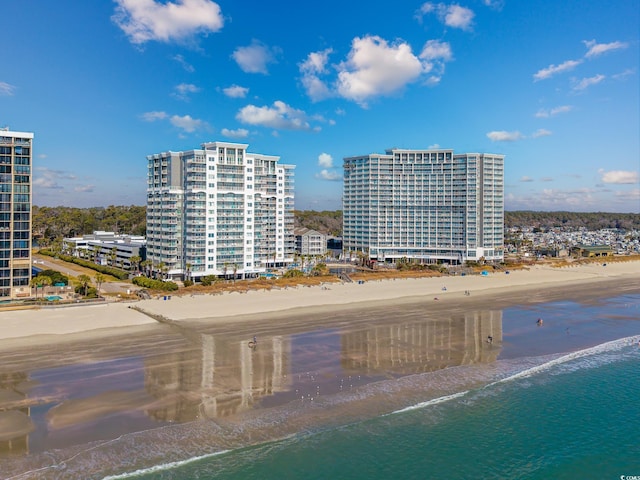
31 206 639 244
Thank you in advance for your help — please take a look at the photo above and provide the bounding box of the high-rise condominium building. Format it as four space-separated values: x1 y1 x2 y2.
146 141 295 281
0 129 33 299
343 148 504 264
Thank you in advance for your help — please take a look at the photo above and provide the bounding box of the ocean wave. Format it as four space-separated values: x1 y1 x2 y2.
101 450 230 479
388 390 469 415
489 334 639 386
386 334 639 416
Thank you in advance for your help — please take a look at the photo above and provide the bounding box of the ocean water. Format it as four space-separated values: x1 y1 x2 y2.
103 298 640 480
110 340 640 480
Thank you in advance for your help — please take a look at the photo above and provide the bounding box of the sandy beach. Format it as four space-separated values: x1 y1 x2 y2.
1 260 638 347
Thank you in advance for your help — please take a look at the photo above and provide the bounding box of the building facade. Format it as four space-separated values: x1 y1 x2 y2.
343 148 504 264
0 129 33 299
294 227 327 256
63 231 146 270
146 142 295 281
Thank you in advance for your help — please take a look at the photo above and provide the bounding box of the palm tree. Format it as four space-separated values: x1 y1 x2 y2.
232 263 238 283
31 275 51 299
185 262 192 282
109 247 118 267
77 274 91 297
223 262 229 281
140 259 150 276
95 273 105 296
129 255 141 272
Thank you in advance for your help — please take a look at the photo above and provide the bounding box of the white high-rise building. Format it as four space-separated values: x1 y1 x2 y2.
343 148 504 264
0 129 33 299
146 142 295 281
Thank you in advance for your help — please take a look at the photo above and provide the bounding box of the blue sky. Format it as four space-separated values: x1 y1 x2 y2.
1 0 638 212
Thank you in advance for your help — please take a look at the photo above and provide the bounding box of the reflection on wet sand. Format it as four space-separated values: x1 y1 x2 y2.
342 311 502 375
145 335 292 422
0 309 502 457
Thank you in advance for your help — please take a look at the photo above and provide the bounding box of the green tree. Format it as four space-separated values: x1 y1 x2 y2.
95 273 105 296
129 255 141 272
77 274 92 296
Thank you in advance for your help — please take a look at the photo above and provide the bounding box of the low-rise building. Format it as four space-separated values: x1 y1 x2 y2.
295 228 327 256
63 231 146 270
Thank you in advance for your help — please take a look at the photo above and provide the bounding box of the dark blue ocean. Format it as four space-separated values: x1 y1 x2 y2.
98 294 640 480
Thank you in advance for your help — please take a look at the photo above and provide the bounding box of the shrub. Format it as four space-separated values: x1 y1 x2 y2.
39 250 129 280
200 275 218 286
283 269 304 278
132 276 179 291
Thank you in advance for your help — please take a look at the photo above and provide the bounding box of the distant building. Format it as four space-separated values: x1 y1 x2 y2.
146 141 295 281
343 148 504 264
571 244 613 258
294 228 327 256
63 231 146 270
0 129 33 299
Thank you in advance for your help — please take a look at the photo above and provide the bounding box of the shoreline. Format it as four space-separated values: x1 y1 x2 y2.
0 261 638 348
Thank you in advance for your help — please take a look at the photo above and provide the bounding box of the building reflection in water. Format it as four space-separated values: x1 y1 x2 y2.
0 372 32 455
341 311 503 375
144 334 292 422
0 310 502 454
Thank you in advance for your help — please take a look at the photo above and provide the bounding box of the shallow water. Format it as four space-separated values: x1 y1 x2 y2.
1 293 639 479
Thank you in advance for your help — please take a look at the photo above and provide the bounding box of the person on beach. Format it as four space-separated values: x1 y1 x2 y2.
537 318 543 326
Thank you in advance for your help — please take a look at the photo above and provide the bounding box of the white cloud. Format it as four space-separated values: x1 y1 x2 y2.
419 39 453 84
140 111 168 121
336 36 424 106
74 185 95 193
223 85 249 98
535 105 573 118
599 169 639 184
428 143 440 149
170 114 207 132
417 3 475 30
540 176 554 182
0 81 16 96
615 189 640 201
318 153 333 168
583 39 628 58
520 176 534 182
532 128 552 138
236 101 310 130
299 49 334 102
232 40 279 74
315 169 342 181
172 54 194 72
221 128 249 139
486 130 524 142
612 69 635 80
573 74 605 92
112 0 224 45
533 59 582 81
483 0 504 9
172 83 200 100
33 167 76 189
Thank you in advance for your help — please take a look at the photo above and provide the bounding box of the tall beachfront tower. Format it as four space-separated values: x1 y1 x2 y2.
343 148 504 264
0 129 33 299
146 141 295 281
